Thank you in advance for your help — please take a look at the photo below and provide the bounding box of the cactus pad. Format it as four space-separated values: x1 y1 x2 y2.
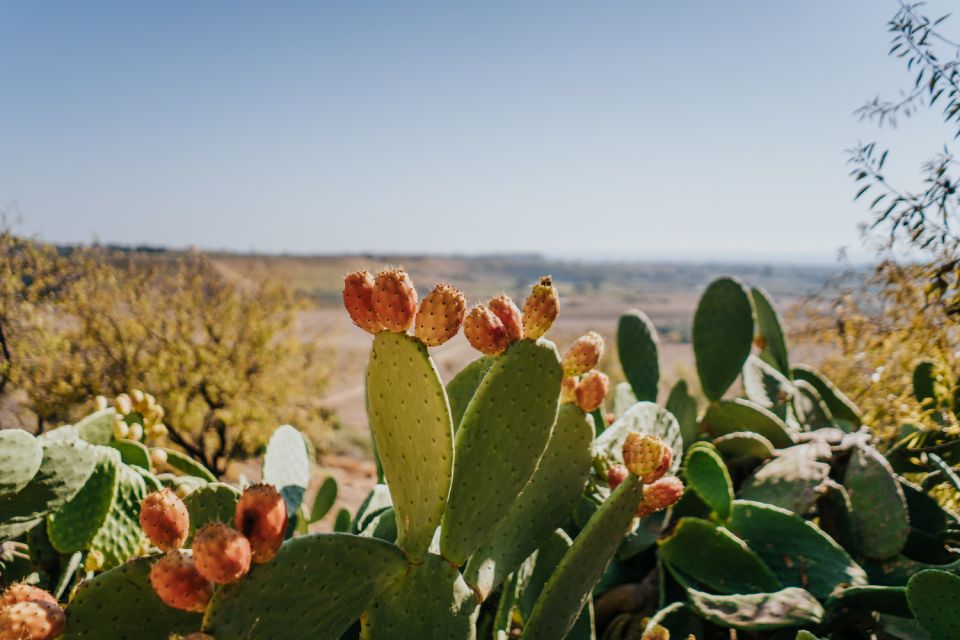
202 533 407 639
441 339 562 566
686 586 823 631
792 365 861 426
701 399 794 448
74 408 118 445
184 482 240 542
906 569 960 640
367 331 453 561
593 402 682 476
89 462 148 568
263 424 313 521
684 443 733 519
158 447 217 482
617 309 661 402
843 444 909 560
693 276 755 401
738 443 831 514
751 286 790 375
47 447 121 553
0 429 42 497
665 380 699 448
446 356 493 430
463 403 593 599
712 432 776 459
110 439 151 469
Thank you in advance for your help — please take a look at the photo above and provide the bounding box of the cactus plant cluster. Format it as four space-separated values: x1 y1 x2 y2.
0 270 957 639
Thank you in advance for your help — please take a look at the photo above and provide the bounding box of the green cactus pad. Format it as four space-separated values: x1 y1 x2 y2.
826 585 911 617
684 444 734 519
352 484 393 533
912 360 939 407
75 408 118 445
47 447 121 553
263 424 314 520
617 309 661 402
446 356 493 430
742 354 795 412
665 379 699 449
516 529 571 622
613 382 639 418
202 533 408 640
367 331 454 561
183 481 240 542
793 380 834 429
659 518 781 594
519 474 643 640
693 276 755 401
751 286 790 375
739 443 831 514
464 403 593 599
62 556 203 639
310 475 338 523
686 586 823 631
441 339 562 566
158 447 217 482
0 436 100 538
701 399 795 448
727 500 866 598
89 463 148 568
110 439 151 469
0 429 42 497
592 402 682 476
361 553 478 639
133 466 163 492
907 569 960 640
843 444 909 560
358 507 398 542
792 365 861 426
712 432 776 459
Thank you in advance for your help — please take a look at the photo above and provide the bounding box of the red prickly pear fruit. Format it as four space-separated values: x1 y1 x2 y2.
575 370 609 413
140 488 190 552
636 476 684 517
415 283 466 346
560 377 578 404
0 584 57 611
621 432 665 480
372 268 417 333
487 294 523 343
148 551 213 612
463 305 510 356
343 270 383 335
562 331 605 377
192 522 252 584
0 600 64 640
235 484 287 564
522 276 559 340
644 446 673 485
606 464 629 491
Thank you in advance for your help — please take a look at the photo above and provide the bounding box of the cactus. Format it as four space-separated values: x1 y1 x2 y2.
110 439 151 470
183 483 240 544
155 448 217 483
367 331 453 561
792 365 861 427
843 444 910 560
440 338 562 566
712 432 776 459
685 586 824 631
700 398 795 448
309 476 338 524
446 356 493 430
906 569 960 640
262 424 313 527
693 276 755 401
683 443 733 519
738 443 831 514
47 449 121 554
617 310 661 402
0 430 42 498
751 286 790 375
593 402 682 477
665 380 698 449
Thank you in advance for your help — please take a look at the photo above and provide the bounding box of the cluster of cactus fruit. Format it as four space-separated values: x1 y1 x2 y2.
0 269 958 639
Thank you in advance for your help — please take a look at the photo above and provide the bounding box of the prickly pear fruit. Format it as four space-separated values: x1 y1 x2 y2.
641 624 670 640
636 476 684 518
0 584 57 611
607 464 629 491
575 370 609 413
463 305 510 356
235 483 287 564
522 276 559 340
488 294 523 343
343 270 384 335
192 523 252 584
560 377 578 404
0 600 64 640
140 488 190 552
372 268 417 333
562 331 604 377
647 446 672 485
622 433 664 480
414 283 466 346
148 551 212 613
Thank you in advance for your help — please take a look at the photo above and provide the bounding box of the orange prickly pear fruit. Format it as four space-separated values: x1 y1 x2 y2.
343 270 383 335
575 370 608 413
522 276 559 340
415 283 466 346
621 432 665 480
0 584 57 611
463 305 510 356
560 377 578 404
606 464 629 491
487 294 523 343
640 623 670 640
0 599 64 640
647 446 673 484
192 523 252 584
562 331 604 377
372 268 417 333
148 551 213 612
636 476 684 517
139 488 190 553
235 484 287 564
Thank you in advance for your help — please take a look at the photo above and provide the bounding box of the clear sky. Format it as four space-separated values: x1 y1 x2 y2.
0 1 954 262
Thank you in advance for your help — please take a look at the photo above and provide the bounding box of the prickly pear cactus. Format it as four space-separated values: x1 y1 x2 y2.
617 309 661 402
0 429 43 497
262 424 313 526
47 447 121 553
367 331 454 561
906 569 960 640
751 286 790 376
693 276 755 401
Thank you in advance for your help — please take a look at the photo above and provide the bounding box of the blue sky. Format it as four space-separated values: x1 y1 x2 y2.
0 1 954 261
